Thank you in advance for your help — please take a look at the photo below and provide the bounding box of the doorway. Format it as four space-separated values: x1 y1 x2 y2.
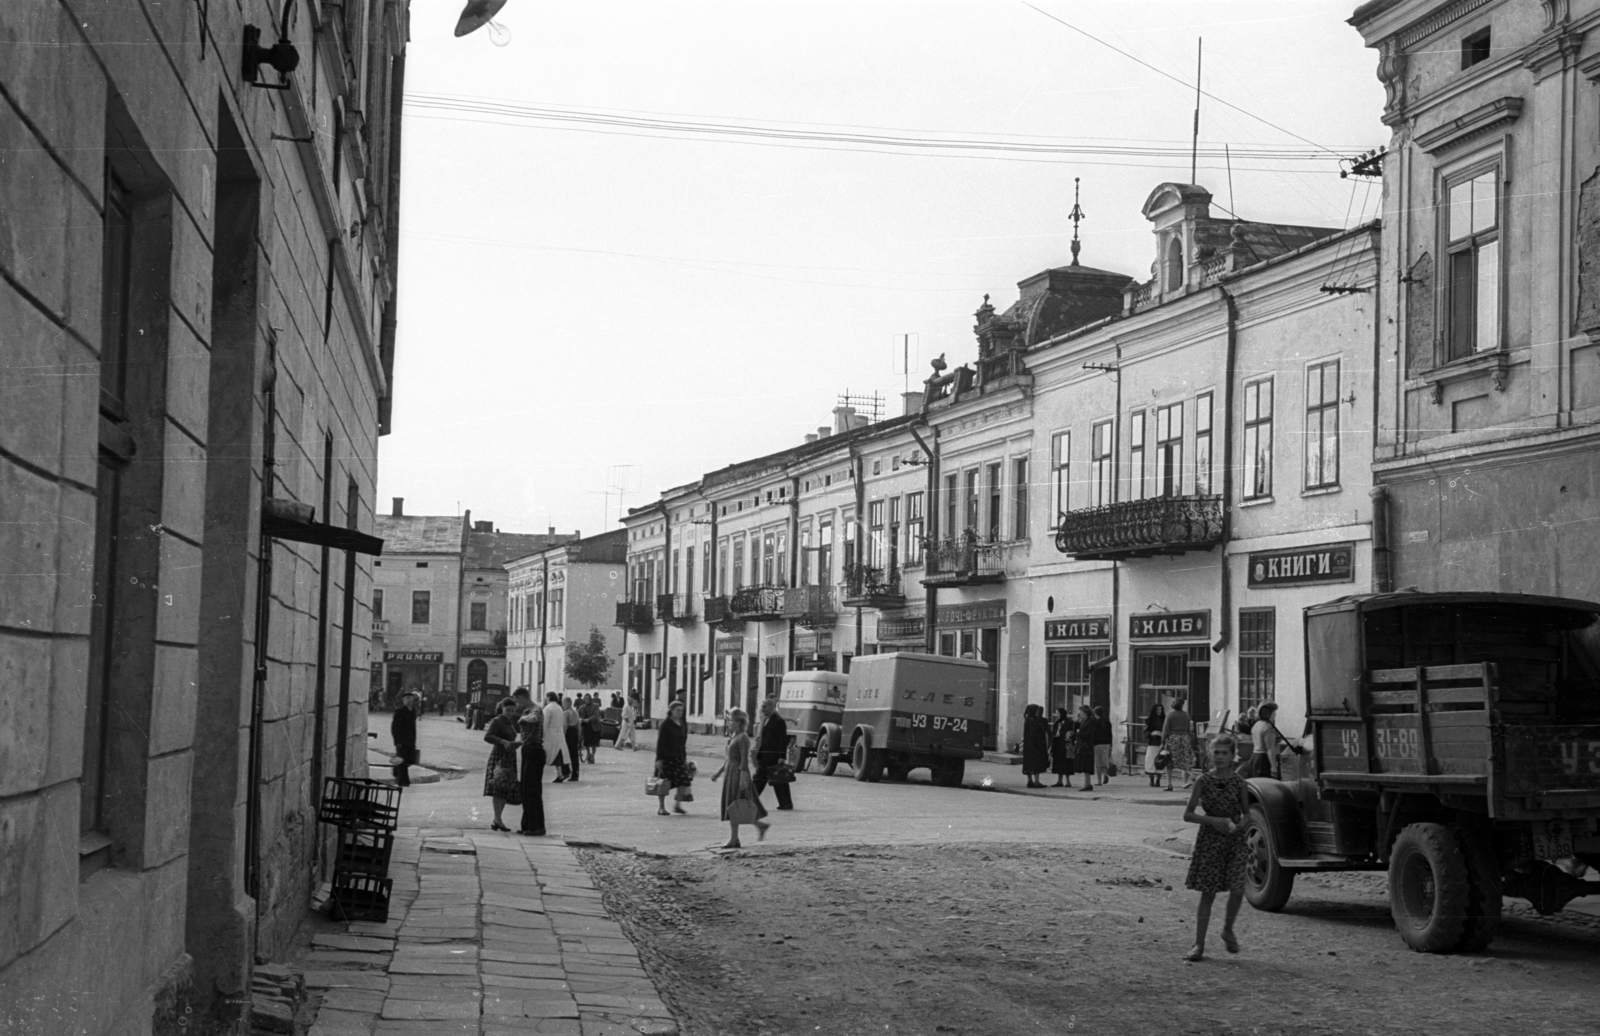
467 659 488 698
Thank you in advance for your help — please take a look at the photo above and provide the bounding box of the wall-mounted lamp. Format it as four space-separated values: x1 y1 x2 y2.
242 24 299 90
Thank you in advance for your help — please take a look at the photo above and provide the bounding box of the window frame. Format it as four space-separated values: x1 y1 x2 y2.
1012 456 1029 541
1127 409 1147 501
411 590 431 626
904 492 925 565
1439 158 1502 364
1050 431 1069 527
1089 420 1114 507
1304 359 1341 491
469 601 487 631
963 468 980 536
1155 402 1183 498
1242 378 1274 502
1238 607 1277 713
985 461 1003 542
1195 392 1214 496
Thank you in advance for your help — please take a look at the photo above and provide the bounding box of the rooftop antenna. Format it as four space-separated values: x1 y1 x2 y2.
894 333 920 398
1068 178 1085 267
1190 38 1202 184
1225 143 1236 216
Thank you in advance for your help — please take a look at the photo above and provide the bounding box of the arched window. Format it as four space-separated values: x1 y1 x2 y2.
1165 236 1185 290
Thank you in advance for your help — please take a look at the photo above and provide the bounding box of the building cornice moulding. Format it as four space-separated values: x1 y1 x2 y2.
1415 96 1523 153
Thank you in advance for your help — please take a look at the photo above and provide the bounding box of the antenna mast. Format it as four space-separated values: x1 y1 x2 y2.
1068 177 1085 267
1190 38 1203 184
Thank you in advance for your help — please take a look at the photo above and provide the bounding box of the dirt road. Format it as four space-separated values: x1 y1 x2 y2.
579 842 1600 1036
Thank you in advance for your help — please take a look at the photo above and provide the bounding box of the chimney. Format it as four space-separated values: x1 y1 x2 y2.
833 405 856 435
474 520 493 532
548 525 555 536
817 425 831 439
391 497 404 517
804 433 818 444
902 391 925 417
849 413 869 430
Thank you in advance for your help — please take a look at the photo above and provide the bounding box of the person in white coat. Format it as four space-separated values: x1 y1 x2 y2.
614 695 638 751
542 692 569 781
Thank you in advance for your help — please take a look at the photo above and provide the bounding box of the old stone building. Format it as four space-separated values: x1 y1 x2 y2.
0 2 409 1034
1351 0 1600 599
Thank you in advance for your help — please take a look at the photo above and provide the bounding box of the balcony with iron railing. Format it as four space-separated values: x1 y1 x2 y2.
703 594 743 631
841 562 906 608
920 530 1006 587
782 586 838 628
729 584 784 621
614 600 655 633
657 592 697 628
1054 494 1225 561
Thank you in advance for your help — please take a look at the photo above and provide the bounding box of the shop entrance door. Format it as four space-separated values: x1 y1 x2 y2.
1133 649 1190 721
978 627 1000 751
467 659 488 698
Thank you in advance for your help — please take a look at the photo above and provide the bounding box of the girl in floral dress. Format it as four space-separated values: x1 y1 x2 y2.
1181 734 1251 961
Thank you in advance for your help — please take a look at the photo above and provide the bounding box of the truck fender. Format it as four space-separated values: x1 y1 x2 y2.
1246 777 1310 859
850 725 875 752
816 723 841 757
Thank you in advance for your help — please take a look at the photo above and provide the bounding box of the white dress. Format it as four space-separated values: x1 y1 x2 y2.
541 701 567 760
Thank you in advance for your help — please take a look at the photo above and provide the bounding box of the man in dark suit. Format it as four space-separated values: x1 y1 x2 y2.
391 691 419 787
752 696 793 810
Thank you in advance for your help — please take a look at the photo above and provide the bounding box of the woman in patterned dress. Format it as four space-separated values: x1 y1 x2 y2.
710 709 768 849
1161 697 1196 791
482 698 523 831
1181 733 1251 961
653 700 694 816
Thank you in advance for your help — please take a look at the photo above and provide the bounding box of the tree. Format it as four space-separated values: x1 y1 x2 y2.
564 626 614 689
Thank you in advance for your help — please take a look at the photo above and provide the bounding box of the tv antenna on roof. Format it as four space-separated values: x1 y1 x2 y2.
1191 38 1203 184
836 390 884 425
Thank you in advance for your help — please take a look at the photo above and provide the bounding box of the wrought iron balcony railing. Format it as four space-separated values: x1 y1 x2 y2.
703 595 743 630
842 562 905 607
729 584 784 621
920 531 1005 587
782 586 838 628
1054 494 1225 561
657 592 697 627
614 600 655 633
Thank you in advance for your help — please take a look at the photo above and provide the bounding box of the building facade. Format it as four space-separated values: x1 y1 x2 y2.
1350 0 1600 601
506 530 628 698
0 3 409 1033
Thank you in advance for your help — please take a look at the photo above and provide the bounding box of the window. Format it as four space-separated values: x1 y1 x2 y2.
1305 360 1340 490
1090 421 1114 507
548 589 564 628
1155 403 1183 498
1128 410 1146 501
943 474 958 545
718 539 729 594
986 462 1002 542
1239 608 1276 713
672 548 681 594
1050 432 1069 525
701 543 711 595
685 545 696 598
761 531 776 585
1445 167 1500 360
868 500 886 568
1195 393 1214 496
905 493 924 565
817 521 833 587
373 588 384 620
1012 457 1029 540
1461 27 1490 68
1165 236 1184 290
888 497 902 572
775 529 788 587
843 519 857 575
732 537 745 592
799 524 813 586
412 591 431 625
964 469 979 535
1243 379 1274 500
470 602 487 631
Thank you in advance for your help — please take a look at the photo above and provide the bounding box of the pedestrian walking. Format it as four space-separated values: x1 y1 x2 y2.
653 700 694 815
562 696 583 782
1049 707 1076 788
752 696 794 810
614 695 638 751
1091 705 1114 784
512 690 546 837
482 698 523 831
1181 734 1251 961
711 708 769 849
542 692 569 781
1161 697 1196 791
390 691 419 787
1145 702 1166 788
580 694 602 763
1021 704 1050 788
1074 705 1096 791
1245 702 1302 778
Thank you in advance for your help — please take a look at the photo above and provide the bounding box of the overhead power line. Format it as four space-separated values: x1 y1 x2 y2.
403 93 1362 166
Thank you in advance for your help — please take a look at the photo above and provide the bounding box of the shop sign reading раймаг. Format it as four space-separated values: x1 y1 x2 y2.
385 650 444 663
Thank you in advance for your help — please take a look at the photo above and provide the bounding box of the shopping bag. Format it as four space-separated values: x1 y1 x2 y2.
645 776 667 796
726 796 759 825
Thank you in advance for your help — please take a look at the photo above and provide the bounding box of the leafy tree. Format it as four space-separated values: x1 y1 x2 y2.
565 626 614 689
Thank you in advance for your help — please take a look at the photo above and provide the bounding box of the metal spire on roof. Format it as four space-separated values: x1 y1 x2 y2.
1068 177 1085 266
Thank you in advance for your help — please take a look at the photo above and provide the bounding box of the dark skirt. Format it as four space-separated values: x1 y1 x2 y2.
657 758 694 789
1074 739 1096 771
582 723 601 748
1050 738 1075 776
519 745 546 833
483 745 521 803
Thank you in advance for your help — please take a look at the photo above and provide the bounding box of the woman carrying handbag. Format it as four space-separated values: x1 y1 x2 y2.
711 708 769 849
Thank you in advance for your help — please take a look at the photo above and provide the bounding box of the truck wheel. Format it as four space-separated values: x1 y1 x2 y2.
1388 823 1470 953
818 744 838 777
930 759 964 787
851 738 883 782
1241 804 1295 912
1450 826 1502 953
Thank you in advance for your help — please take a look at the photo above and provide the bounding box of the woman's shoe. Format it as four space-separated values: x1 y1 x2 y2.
657 808 669 816
491 821 508 832
1221 930 1240 955
1182 946 1204 962
755 820 770 842
673 805 687 815
721 841 741 850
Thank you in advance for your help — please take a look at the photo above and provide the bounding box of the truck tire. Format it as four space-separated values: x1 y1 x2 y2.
1450 826 1502 953
1388 823 1471 953
930 759 965 788
1241 804 1295 911
817 727 840 776
787 740 805 772
851 737 884 782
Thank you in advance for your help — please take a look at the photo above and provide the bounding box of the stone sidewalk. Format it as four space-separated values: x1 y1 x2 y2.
304 828 677 1036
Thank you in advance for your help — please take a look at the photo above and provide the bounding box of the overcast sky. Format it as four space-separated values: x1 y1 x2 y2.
378 1 1385 536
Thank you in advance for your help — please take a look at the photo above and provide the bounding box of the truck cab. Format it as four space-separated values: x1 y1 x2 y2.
815 652 991 787
1243 591 1600 953
776 671 848 771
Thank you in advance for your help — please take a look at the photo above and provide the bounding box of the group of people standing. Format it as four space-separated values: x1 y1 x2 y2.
650 695 790 849
1020 703 1114 790
479 688 636 835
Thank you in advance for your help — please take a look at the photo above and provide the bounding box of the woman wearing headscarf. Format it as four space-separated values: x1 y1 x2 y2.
1049 707 1076 788
482 697 523 831
1145 701 1167 788
1021 704 1050 789
514 690 546 836
653 700 694 816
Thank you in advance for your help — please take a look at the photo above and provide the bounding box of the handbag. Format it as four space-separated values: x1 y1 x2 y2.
646 776 668 796
1153 749 1172 771
726 795 759 825
768 761 796 784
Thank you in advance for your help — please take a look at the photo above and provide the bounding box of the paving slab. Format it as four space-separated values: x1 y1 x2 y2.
304 971 391 991
312 934 396 953
318 988 387 1013
380 999 481 1020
